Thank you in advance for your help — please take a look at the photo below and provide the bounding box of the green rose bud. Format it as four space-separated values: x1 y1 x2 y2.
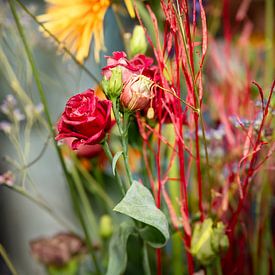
129 25 147 57
191 218 229 266
102 68 123 99
99 215 113 238
211 222 229 253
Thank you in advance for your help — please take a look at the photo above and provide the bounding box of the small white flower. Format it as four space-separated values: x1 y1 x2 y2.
0 121 12 134
14 109 25 121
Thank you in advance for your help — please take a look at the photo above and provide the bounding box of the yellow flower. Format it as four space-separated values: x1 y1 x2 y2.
38 0 110 63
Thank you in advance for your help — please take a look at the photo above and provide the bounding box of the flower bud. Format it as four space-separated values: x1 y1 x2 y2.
102 68 123 99
211 222 229 253
191 218 229 266
120 74 154 112
129 26 147 57
99 215 113 238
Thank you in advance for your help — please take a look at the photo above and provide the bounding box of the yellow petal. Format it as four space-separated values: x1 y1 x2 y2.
124 0 135 18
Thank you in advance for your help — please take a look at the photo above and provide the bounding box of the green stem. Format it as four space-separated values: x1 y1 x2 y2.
143 241 152 275
166 125 184 275
0 44 33 107
154 84 199 112
102 140 127 195
0 244 18 275
75 158 114 208
67 179 102 275
14 0 100 85
252 181 263 273
111 99 132 187
8 0 69 180
206 265 211 275
6 185 73 231
258 181 272 274
216 258 223 275
265 0 274 88
121 111 133 184
8 2 102 273
70 164 100 242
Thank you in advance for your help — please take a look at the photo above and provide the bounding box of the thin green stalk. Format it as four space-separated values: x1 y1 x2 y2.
258 180 272 274
143 241 152 275
121 111 133 183
8 2 102 272
102 140 127 194
216 258 223 275
171 233 184 275
111 99 133 186
0 244 18 275
173 3 210 169
0 44 33 107
252 182 264 273
75 158 114 208
8 0 74 222
70 164 100 242
66 179 102 275
6 185 74 231
154 84 198 112
14 0 100 85
166 125 184 275
8 0 68 176
265 0 274 88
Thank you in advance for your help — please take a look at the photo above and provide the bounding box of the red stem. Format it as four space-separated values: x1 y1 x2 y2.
222 0 231 55
229 81 275 233
156 120 162 275
156 248 162 275
178 135 194 274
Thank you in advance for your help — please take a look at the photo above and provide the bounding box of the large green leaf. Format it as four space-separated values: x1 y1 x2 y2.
113 181 169 248
106 221 135 275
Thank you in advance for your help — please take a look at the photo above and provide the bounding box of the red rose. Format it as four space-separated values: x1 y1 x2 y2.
102 51 157 83
56 89 112 149
128 54 156 79
63 137 103 158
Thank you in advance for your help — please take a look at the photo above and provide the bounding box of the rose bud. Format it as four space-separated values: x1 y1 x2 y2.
56 89 112 149
99 214 113 238
102 51 136 83
102 67 123 99
120 74 154 112
129 25 147 57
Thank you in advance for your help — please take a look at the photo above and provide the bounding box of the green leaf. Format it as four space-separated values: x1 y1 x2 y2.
112 151 123 175
113 181 170 248
106 221 135 275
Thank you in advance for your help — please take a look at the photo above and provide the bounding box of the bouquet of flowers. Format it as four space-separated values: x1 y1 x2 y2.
0 0 274 274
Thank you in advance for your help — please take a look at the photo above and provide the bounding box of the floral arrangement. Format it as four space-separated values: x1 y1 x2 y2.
0 0 274 275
